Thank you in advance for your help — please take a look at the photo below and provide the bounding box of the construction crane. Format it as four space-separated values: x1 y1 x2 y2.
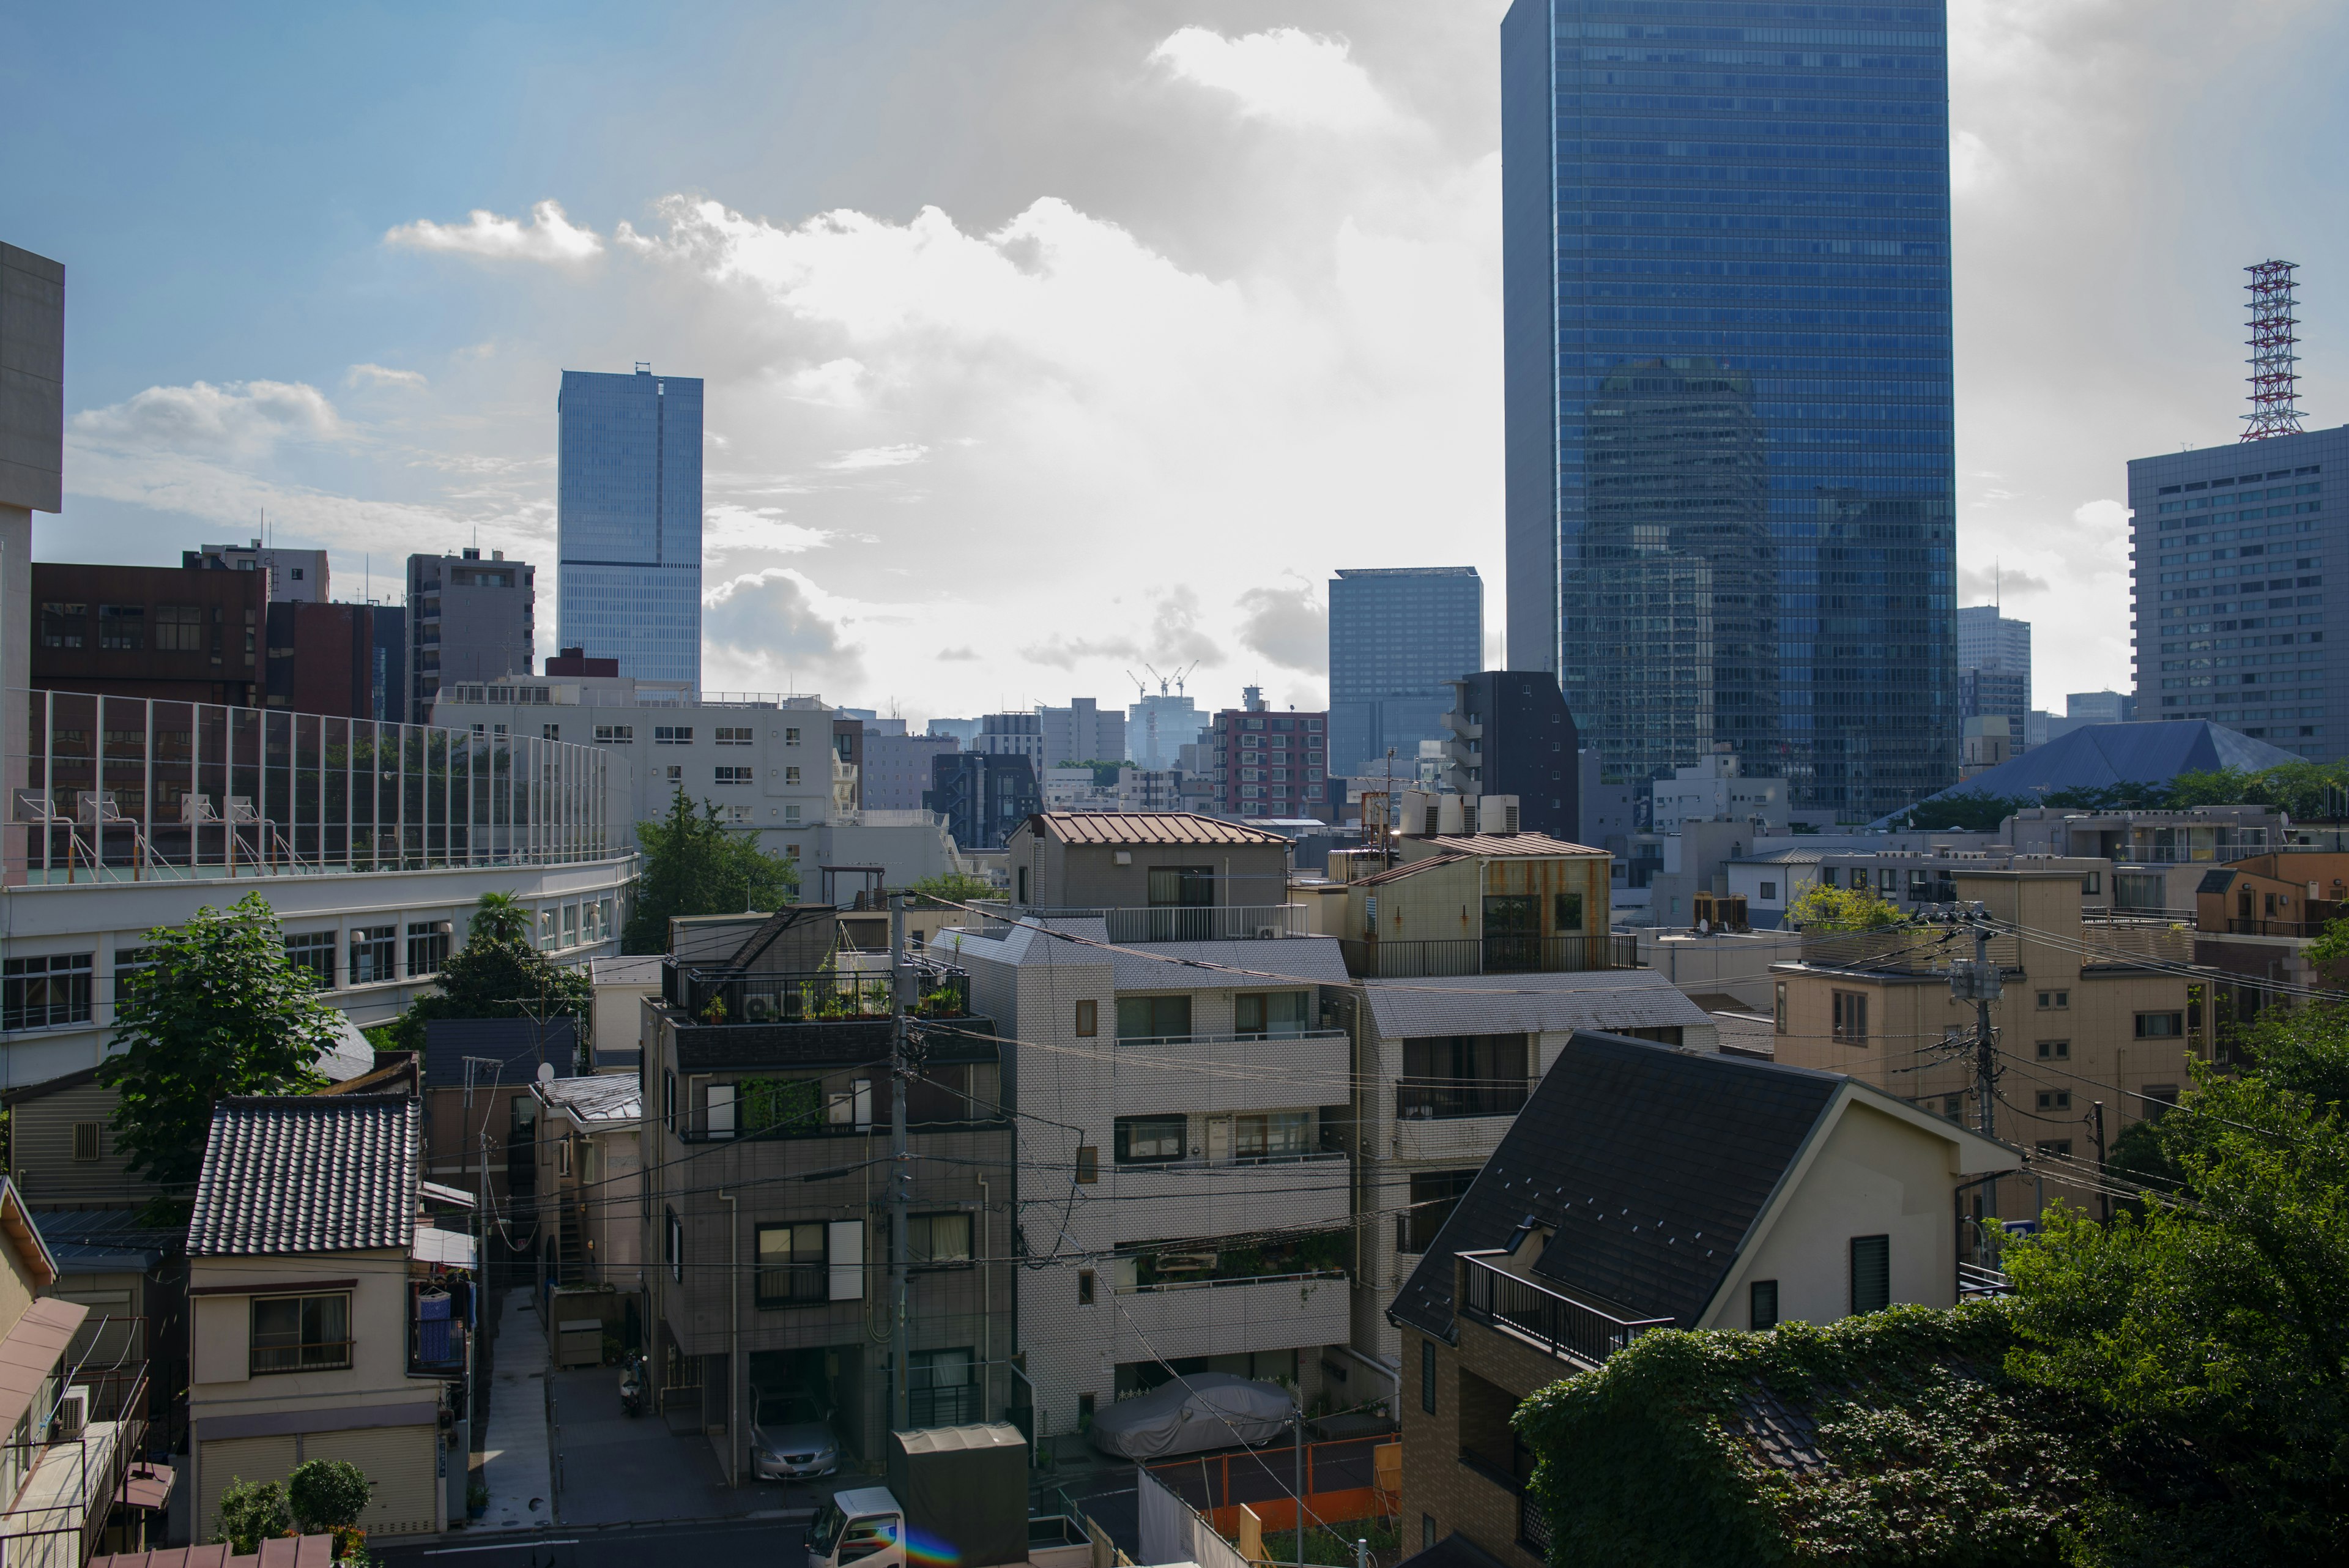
1141 661 1199 697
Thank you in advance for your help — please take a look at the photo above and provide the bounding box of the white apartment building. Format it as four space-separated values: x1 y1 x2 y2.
1649 746 1787 835
1041 699 1125 767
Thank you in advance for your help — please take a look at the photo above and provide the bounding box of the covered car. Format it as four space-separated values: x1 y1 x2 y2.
1088 1373 1294 1460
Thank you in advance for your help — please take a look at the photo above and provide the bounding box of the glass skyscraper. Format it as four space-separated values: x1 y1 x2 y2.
1501 1 1958 821
1327 567 1484 779
557 368 703 687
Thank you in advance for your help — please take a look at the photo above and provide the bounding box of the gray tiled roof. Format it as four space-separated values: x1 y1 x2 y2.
1362 970 1710 1039
538 1074 640 1124
188 1094 418 1257
1390 1033 1842 1337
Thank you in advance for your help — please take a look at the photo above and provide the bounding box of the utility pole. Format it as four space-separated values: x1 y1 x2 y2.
2090 1101 2109 1224
889 891 913 1432
1947 904 2003 1225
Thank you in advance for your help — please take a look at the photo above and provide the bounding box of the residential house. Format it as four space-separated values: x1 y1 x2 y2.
531 1075 644 1296
1003 811 1294 928
1389 1034 2017 1567
1769 867 2197 1221
1333 830 1616 979
186 1094 476 1545
639 909 1013 1481
419 1017 579 1261
588 955 664 1072
2191 851 2349 1033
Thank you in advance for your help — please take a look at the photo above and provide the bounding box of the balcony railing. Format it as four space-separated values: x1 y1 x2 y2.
1121 1269 1347 1296
1460 1254 1672 1369
1340 935 1636 979
1397 1078 1529 1121
2220 910 2340 938
1115 1027 1346 1052
664 961 971 1025
981 904 1309 942
0 1363 148 1568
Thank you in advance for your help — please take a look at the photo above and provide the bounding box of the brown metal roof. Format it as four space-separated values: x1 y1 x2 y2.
1022 812 1291 847
1419 831 1606 856
1354 854 1470 886
0 1298 89 1440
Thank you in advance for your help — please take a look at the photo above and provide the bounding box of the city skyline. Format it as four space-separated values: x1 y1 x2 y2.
6 2 2347 729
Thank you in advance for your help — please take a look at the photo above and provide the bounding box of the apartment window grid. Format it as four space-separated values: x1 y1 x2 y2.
348 925 396 984
283 933 336 990
407 921 451 976
2 954 94 1031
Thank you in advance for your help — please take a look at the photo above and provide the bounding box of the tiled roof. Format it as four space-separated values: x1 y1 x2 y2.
1390 1033 1843 1337
1022 812 1291 847
188 1095 418 1257
1418 832 1606 856
423 1017 578 1089
1110 935 1352 990
538 1074 641 1124
1361 970 1710 1039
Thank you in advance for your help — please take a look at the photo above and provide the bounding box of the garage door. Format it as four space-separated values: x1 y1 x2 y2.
199 1435 299 1546
302 1425 439 1536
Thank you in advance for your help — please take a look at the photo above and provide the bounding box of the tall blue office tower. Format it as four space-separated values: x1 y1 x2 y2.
557 367 703 687
1327 567 1484 780
1501 2 1958 821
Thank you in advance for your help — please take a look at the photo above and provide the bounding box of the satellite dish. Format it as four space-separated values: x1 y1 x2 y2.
536 1062 555 1086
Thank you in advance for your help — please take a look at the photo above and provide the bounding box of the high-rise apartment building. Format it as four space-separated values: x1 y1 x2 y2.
1040 697 1125 766
1957 606 2032 742
1439 671 1580 841
1211 689 1329 819
406 549 535 722
1501 2 1958 820
2131 428 2339 759
1327 566 1482 779
557 368 703 686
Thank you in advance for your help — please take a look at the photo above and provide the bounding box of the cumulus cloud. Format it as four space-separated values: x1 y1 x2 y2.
1957 562 2053 601
1234 582 1327 672
786 359 870 407
703 503 839 557
702 567 865 685
72 379 343 456
825 444 928 470
385 199 603 264
1020 634 1142 671
937 647 979 662
346 363 427 390
1150 27 1401 133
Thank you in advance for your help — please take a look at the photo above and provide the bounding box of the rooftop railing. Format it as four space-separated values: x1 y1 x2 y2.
11 688 614 884
1460 1254 1671 1369
1339 934 1637 979
979 904 1310 942
662 960 972 1025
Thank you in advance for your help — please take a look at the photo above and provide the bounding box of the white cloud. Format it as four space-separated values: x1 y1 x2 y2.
72 379 343 456
1956 562 2052 601
385 199 604 264
1150 27 1401 133
825 444 928 470
346 362 427 390
1234 582 1327 672
703 502 838 557
702 567 866 688
786 359 870 407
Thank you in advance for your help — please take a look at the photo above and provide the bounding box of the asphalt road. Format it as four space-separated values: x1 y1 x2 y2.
375 1516 805 1568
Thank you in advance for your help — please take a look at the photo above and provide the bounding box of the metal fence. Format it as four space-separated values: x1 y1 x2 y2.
11 688 611 883
1460 1254 1671 1369
1339 935 1637 979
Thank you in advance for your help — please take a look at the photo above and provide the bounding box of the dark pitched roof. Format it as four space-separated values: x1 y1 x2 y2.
1888 719 2299 822
1391 1534 1512 1568
2197 868 2237 894
422 1017 577 1088
188 1095 418 1257
1390 1033 1843 1339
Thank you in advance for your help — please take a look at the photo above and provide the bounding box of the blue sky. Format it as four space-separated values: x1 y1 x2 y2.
6 1 2348 721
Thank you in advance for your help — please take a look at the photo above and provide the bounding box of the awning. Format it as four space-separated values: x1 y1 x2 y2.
419 1181 478 1210
119 1462 174 1510
409 1227 478 1269
0 1298 88 1437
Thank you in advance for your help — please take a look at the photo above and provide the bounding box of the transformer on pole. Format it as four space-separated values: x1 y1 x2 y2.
2241 259 2306 441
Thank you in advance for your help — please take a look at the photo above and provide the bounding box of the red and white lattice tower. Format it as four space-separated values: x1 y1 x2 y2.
2241 258 2306 442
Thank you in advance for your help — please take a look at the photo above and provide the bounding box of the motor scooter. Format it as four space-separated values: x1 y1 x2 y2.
619 1353 645 1418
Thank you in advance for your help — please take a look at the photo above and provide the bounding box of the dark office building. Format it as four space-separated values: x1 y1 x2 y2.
262 601 401 720
1501 1 1958 820
924 753 1039 850
1442 671 1581 842
407 549 536 723
32 562 265 707
1327 567 1482 780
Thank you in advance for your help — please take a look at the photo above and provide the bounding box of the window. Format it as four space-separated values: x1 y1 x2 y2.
665 765 683 784
2142 1085 2178 1120
111 946 158 1008
1554 891 1584 931
71 1122 100 1162
1074 1000 1097 1037
1831 991 1868 1044
1773 981 1788 1036
784 766 803 786
1849 1235 1891 1315
2037 1139 2074 1158
898 1211 974 1267
1817 868 1839 888
1078 1270 1095 1306
908 1348 978 1427
1074 1146 1098 1183
1146 866 1215 907
1399 1035 1529 1119
1234 992 1310 1038
97 605 145 650
1420 1339 1436 1414
251 1292 352 1373
1234 1111 1311 1161
1116 995 1192 1041
562 904 579 948
784 727 802 745
654 726 694 745
278 934 336 990
3 953 94 1031
1759 881 1777 901
756 1222 830 1307
2036 1090 2073 1112
39 602 86 648
407 921 450 976
2080 872 2102 894
542 725 560 741
155 605 202 651
1750 1280 1779 1331
348 925 396 984
2036 990 2069 1010
716 726 754 745
594 725 633 744
1114 1116 1186 1164
2136 1012 2184 1038
1401 1170 1476 1254
538 908 560 950
2036 1040 2070 1060
715 767 753 785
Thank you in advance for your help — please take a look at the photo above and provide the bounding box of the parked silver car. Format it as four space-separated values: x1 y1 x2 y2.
752 1392 843 1481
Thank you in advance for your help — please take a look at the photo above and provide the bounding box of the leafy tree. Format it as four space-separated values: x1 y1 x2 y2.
100 893 344 1191
1783 883 1902 932
1897 789 2025 831
388 891 592 1052
2169 766 2254 809
905 872 1001 907
213 1477 294 1553
288 1458 373 1534
622 790 801 953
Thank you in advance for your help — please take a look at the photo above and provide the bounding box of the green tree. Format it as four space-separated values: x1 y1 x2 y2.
389 891 592 1052
905 872 1001 907
288 1458 373 1534
213 1477 295 1553
622 790 801 953
99 893 344 1192
1783 882 1902 932
1896 789 2026 831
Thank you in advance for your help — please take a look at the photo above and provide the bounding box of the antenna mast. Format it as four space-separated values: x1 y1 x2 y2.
2242 259 2306 441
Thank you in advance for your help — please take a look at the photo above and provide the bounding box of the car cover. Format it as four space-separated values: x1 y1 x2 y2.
1088 1373 1296 1460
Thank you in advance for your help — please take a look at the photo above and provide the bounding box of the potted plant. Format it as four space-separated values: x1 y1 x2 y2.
466 1481 489 1521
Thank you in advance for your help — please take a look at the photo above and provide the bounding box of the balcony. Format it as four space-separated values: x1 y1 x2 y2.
1107 1152 1349 1244
1111 1271 1350 1364
1396 1078 1528 1121
1110 1030 1349 1116
1340 935 1637 979
663 960 970 1025
981 904 1309 942
0 1362 147 1568
1459 1254 1671 1370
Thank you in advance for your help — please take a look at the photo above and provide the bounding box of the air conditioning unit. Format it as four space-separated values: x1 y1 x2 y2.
53 1386 88 1441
